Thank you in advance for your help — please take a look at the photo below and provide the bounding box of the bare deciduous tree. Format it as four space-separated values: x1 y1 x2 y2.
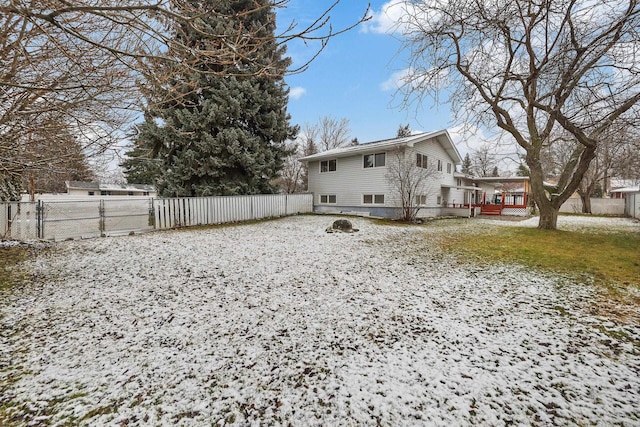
386 146 438 222
276 125 321 193
310 116 352 152
276 140 305 194
399 0 640 229
470 144 499 177
1 1 370 200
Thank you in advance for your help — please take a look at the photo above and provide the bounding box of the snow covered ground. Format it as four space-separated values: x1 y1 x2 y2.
1 215 638 426
490 214 640 232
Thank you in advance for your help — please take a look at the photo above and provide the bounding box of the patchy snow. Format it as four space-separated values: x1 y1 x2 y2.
1 215 638 426
0 240 23 248
485 214 640 232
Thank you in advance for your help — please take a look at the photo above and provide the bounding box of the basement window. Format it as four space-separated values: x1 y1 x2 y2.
363 194 385 204
320 194 337 204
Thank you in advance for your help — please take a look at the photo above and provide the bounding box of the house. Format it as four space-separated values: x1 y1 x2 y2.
622 188 640 219
609 184 640 219
609 178 640 199
65 181 157 197
471 176 531 216
300 130 503 219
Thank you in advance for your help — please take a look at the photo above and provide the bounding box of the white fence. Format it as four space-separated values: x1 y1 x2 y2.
1 194 312 241
559 198 625 216
626 193 640 219
153 194 312 229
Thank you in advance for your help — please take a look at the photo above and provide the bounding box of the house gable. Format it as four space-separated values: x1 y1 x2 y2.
302 129 463 213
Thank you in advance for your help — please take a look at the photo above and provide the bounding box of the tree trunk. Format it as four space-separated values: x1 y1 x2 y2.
538 204 558 230
527 153 560 230
580 192 592 214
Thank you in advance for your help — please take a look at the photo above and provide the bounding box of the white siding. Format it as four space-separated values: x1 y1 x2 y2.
307 134 463 216
410 140 459 207
308 154 390 207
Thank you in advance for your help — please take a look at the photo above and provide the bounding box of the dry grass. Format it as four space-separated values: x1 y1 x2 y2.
442 226 640 323
0 246 31 293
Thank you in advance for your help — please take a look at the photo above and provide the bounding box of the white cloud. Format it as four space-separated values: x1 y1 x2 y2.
380 68 411 92
288 86 306 100
449 124 524 173
362 1 409 34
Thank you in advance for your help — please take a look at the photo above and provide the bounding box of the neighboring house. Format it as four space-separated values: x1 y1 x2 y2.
300 130 517 219
66 181 157 197
609 179 640 199
622 188 640 219
611 185 640 219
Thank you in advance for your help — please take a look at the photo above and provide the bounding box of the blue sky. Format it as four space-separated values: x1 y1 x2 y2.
277 1 455 147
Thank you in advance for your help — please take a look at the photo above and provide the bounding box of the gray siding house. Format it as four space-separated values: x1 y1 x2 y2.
300 130 484 218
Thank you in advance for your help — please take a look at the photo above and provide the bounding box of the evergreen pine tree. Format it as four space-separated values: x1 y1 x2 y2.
516 163 530 177
123 0 297 196
461 153 472 174
397 124 412 138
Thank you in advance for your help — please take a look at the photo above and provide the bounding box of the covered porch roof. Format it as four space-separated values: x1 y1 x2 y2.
441 184 483 191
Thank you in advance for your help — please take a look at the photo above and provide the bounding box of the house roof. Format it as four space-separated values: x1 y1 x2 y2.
299 129 462 165
472 176 530 183
66 181 156 192
610 186 640 193
610 178 640 189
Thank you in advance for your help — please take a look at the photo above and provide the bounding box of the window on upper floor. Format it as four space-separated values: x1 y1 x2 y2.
447 162 452 174
437 159 443 172
364 152 386 168
320 159 337 173
416 153 428 169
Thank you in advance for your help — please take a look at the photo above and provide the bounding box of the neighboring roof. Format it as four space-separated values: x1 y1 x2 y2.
472 176 530 183
610 186 640 193
441 184 483 191
610 178 640 189
299 129 463 165
66 181 156 192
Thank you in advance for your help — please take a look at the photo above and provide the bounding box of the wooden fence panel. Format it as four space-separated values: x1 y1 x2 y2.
152 194 312 230
1 194 313 240
559 198 625 215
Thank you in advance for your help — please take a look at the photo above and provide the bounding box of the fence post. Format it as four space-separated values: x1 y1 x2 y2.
149 198 156 228
99 199 105 235
6 203 11 240
36 200 43 239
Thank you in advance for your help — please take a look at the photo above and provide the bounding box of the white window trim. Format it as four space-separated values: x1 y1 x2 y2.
363 152 386 169
319 194 337 204
319 159 337 173
416 153 429 169
362 194 385 205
